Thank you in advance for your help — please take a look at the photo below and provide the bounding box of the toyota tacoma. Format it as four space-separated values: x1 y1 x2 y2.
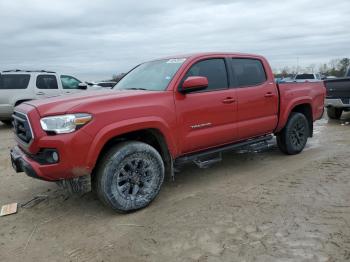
10 53 325 212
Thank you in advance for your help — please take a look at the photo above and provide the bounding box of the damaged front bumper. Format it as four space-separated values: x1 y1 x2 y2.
10 146 54 181
10 146 92 193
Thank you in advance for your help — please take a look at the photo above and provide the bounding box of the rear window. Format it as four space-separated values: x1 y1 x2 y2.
0 74 30 89
231 59 267 87
295 74 315 80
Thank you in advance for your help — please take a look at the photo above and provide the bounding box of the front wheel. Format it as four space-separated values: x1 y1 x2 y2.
95 141 165 212
327 107 342 120
277 112 309 155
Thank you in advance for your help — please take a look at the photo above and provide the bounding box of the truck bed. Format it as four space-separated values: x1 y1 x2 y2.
275 81 325 132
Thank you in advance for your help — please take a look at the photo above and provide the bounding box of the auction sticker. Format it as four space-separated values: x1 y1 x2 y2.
166 58 186 64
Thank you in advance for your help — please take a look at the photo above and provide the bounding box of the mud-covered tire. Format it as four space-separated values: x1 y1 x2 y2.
277 112 309 155
327 107 342 120
1 120 12 126
95 141 164 212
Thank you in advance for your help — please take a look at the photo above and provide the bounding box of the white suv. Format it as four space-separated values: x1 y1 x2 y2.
0 70 101 125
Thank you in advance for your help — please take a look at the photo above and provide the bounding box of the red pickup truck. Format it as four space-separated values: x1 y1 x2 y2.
10 53 325 212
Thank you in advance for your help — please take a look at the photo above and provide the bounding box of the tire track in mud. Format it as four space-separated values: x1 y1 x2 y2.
127 154 350 262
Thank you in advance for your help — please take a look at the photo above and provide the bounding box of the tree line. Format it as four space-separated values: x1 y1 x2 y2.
275 58 350 78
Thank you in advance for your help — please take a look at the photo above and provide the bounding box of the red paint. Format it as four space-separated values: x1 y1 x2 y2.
182 76 208 90
14 52 326 181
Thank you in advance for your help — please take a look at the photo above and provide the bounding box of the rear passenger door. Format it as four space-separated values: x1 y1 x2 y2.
35 74 61 98
230 58 278 140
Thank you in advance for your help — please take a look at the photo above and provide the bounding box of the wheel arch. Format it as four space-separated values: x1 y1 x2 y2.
276 99 314 137
89 126 175 179
15 99 32 107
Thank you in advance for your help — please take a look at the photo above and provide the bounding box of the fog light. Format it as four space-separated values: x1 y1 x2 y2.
52 151 59 162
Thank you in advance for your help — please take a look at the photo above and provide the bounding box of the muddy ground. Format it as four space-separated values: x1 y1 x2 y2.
0 113 350 262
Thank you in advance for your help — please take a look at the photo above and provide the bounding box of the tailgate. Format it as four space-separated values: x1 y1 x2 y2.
325 78 350 99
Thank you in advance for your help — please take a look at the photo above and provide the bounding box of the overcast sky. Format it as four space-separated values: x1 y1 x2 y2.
0 0 349 80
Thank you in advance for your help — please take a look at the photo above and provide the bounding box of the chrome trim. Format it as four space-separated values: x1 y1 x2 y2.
325 98 350 108
13 110 34 145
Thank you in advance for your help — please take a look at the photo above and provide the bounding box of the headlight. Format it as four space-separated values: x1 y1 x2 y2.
40 113 92 134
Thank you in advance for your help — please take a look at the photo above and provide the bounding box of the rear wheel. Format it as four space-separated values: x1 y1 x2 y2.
327 107 343 120
95 141 165 212
277 112 309 155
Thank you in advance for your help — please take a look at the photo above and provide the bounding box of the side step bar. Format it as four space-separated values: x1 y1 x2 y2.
175 135 273 167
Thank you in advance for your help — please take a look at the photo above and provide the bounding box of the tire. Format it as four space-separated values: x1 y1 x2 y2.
1 120 12 126
277 112 309 155
95 141 165 212
327 107 342 120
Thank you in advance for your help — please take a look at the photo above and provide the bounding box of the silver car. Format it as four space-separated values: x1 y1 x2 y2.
0 70 100 125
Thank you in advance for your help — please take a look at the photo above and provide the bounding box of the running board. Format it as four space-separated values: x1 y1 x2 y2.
193 153 222 168
175 135 273 167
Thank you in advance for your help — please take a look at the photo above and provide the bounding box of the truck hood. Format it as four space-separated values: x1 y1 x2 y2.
24 90 159 116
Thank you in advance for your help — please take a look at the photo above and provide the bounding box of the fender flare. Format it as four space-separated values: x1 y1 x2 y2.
85 116 177 168
275 97 313 133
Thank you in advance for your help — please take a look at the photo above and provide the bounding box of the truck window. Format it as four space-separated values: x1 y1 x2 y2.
61 75 81 89
0 74 30 89
231 59 267 87
184 58 228 91
36 75 58 89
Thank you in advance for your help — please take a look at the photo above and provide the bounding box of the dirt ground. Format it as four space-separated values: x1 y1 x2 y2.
0 113 350 262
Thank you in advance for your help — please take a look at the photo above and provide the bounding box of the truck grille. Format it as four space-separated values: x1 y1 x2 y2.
12 111 33 144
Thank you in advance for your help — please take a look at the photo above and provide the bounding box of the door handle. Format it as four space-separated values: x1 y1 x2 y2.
264 92 274 98
36 92 45 95
222 97 236 104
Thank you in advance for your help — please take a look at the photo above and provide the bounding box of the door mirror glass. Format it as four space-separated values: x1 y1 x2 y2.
181 76 208 93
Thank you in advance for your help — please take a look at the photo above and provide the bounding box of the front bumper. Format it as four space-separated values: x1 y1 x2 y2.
325 98 350 108
10 146 54 181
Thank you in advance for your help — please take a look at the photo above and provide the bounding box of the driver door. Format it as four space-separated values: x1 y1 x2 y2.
60 75 84 95
175 58 238 154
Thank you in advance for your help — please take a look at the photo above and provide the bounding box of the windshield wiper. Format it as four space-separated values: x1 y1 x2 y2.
123 88 148 91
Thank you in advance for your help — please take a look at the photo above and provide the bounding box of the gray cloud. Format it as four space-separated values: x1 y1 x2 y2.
0 0 349 80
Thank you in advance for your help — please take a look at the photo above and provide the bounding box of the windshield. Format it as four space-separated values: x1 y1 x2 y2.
115 58 186 91
295 74 315 80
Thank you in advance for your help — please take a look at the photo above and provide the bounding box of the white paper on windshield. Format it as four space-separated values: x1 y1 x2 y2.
166 58 186 64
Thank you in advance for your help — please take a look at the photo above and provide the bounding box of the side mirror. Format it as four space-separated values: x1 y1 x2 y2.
181 76 208 93
78 83 88 90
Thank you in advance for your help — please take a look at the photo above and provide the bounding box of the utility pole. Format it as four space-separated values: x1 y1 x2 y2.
296 57 300 73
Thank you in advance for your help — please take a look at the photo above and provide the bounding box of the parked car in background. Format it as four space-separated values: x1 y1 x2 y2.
325 69 350 119
294 73 322 82
325 76 337 79
0 70 103 125
95 81 117 88
10 52 325 212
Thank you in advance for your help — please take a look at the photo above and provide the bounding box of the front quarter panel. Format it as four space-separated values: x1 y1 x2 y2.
72 92 178 168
